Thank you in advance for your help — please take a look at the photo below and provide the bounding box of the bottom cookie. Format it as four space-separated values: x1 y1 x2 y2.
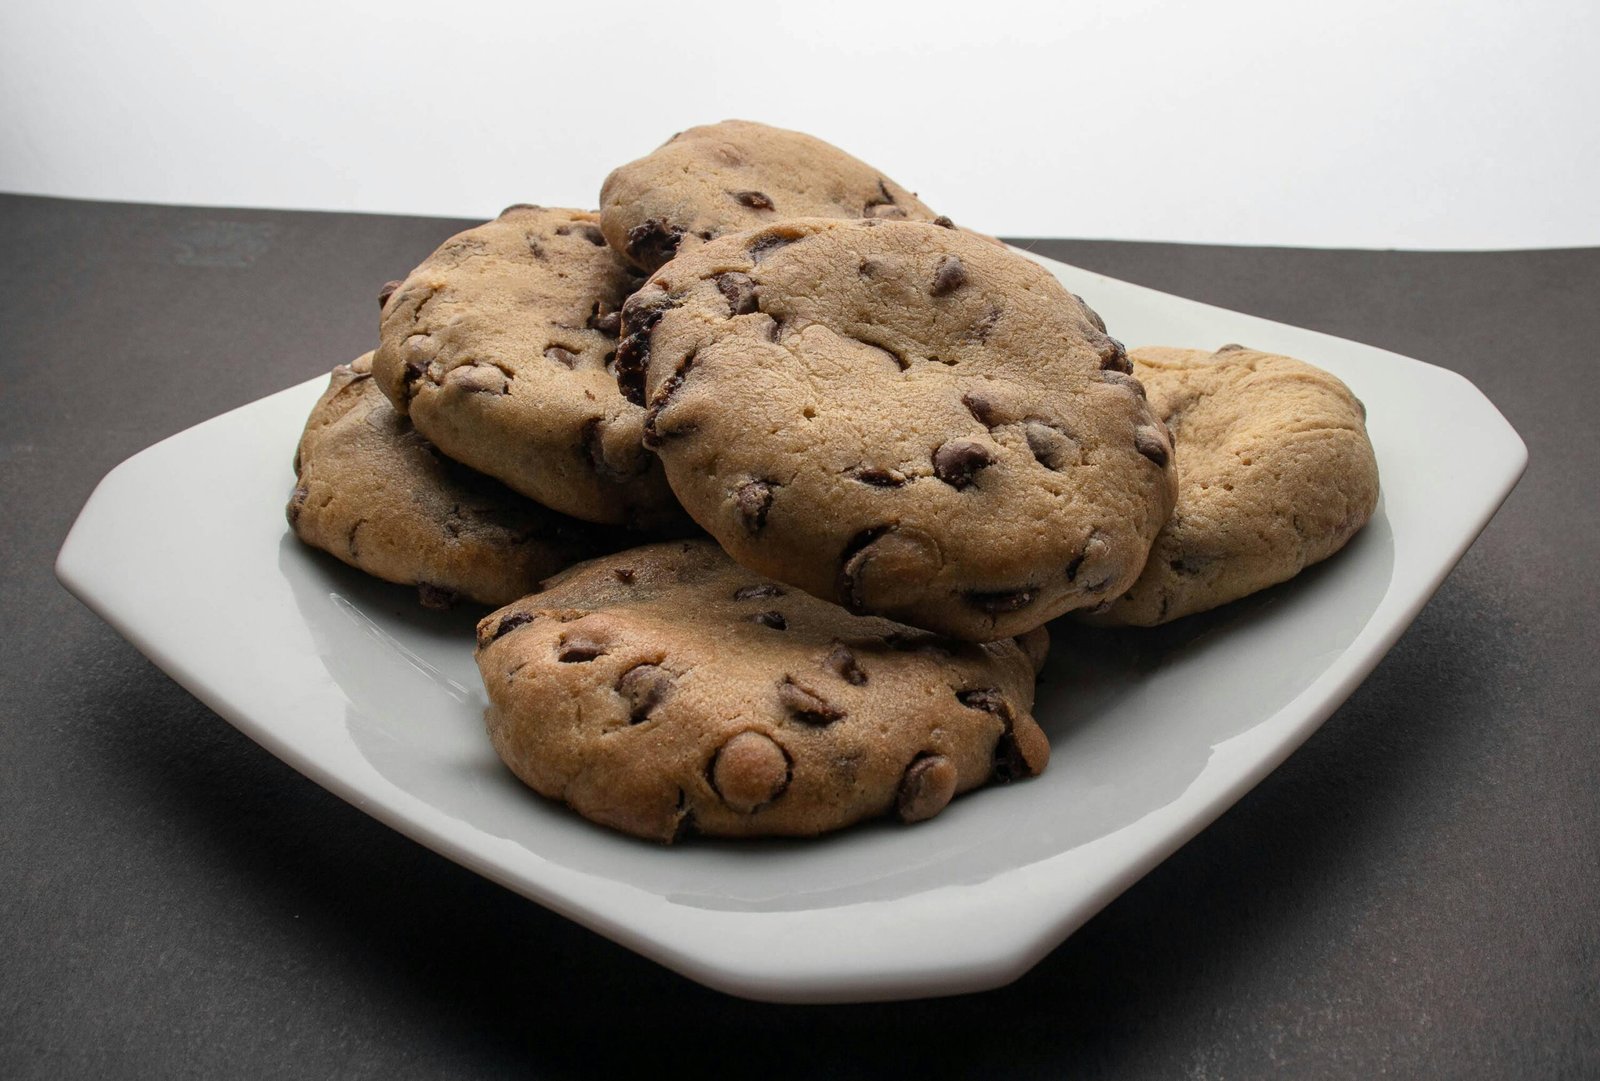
475 540 1049 842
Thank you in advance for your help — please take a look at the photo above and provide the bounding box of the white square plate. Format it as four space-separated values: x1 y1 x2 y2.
56 251 1526 1003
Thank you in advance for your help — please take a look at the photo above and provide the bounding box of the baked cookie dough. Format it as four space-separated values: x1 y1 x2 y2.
372 205 683 529
476 540 1049 842
287 353 610 608
618 217 1178 641
599 120 945 272
1089 344 1379 626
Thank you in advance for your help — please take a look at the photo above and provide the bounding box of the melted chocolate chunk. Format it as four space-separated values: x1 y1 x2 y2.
617 663 673 724
1134 425 1171 467
751 610 788 630
735 480 775 534
824 643 868 686
733 583 786 600
932 439 994 488
716 272 761 316
731 190 775 210
778 678 845 726
930 255 968 297
624 218 684 269
378 280 403 309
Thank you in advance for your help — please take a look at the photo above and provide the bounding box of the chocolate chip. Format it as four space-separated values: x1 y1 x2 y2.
557 632 607 663
932 439 994 488
624 218 684 270
447 364 508 394
932 215 956 229
615 290 680 405
824 643 867 686
1092 333 1131 373
734 583 786 600
587 301 623 336
930 255 968 297
749 231 798 262
962 392 1000 427
617 663 672 723
1217 342 1248 353
734 480 774 534
1024 421 1077 471
716 272 761 316
965 588 1036 614
286 485 308 526
417 583 458 610
1064 550 1086 582
751 610 787 630
487 611 534 645
778 678 844 726
378 280 403 309
710 731 791 813
1135 425 1171 467
545 346 579 369
500 203 540 215
612 567 636 584
575 224 607 246
958 687 1006 713
642 351 698 448
836 527 891 611
851 466 907 488
731 190 775 210
993 730 1032 782
897 753 957 823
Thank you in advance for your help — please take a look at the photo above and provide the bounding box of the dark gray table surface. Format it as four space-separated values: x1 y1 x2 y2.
2 194 1596 1079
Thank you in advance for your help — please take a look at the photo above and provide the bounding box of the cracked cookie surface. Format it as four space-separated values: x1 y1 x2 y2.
1087 345 1380 626
622 217 1178 640
288 353 612 607
599 120 943 273
371 205 683 528
475 540 1048 842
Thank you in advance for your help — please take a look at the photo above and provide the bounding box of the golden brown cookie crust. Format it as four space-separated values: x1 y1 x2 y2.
1089 345 1380 626
287 353 610 607
599 120 942 272
371 206 683 529
475 541 1049 842
616 217 1177 641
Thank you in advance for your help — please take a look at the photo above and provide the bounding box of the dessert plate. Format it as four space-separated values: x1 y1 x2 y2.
56 251 1526 1003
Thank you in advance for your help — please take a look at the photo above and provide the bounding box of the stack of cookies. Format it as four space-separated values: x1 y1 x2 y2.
288 121 1380 843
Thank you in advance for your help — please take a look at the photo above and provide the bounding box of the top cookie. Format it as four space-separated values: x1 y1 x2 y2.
1090 345 1379 626
620 217 1178 641
372 206 683 529
599 120 942 272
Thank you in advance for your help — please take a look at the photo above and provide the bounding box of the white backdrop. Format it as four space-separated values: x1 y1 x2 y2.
3 0 1596 249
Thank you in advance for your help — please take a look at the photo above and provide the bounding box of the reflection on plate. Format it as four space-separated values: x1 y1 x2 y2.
57 251 1525 1003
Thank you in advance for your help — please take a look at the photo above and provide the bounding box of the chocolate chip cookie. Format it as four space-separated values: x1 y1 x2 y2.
1089 345 1380 626
599 120 945 272
476 540 1049 842
372 205 684 529
288 353 611 608
618 217 1178 641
